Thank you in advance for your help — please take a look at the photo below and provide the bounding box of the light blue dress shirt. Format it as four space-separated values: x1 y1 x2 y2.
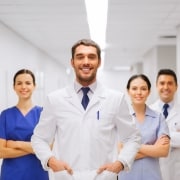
119 105 169 180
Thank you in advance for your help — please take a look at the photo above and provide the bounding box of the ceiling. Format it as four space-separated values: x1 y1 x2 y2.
0 0 179 70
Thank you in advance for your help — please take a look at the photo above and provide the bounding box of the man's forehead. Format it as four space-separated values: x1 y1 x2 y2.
75 46 97 56
157 75 176 83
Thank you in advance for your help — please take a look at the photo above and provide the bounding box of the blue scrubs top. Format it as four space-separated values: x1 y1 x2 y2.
119 106 169 180
0 106 49 180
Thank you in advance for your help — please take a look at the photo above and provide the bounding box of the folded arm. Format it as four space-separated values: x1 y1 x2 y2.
7 140 34 153
135 135 170 160
0 138 30 158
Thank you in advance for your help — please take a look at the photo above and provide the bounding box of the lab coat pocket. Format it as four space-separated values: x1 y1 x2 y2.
95 170 117 180
53 170 73 180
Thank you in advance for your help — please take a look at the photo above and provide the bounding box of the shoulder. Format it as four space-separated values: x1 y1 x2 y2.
173 103 180 110
47 87 68 99
97 82 124 98
1 106 16 114
33 105 43 112
150 99 160 107
149 99 162 112
146 105 162 118
106 88 124 97
0 107 16 121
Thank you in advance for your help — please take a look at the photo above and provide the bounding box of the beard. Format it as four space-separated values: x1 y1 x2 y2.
77 71 97 85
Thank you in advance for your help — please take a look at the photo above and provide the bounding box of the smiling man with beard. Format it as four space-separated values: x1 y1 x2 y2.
31 39 141 180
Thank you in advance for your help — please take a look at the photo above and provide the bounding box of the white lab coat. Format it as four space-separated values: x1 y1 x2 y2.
31 82 141 180
151 100 180 180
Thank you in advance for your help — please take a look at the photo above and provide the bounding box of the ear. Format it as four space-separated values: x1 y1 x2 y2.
71 58 74 68
97 59 101 67
175 84 178 91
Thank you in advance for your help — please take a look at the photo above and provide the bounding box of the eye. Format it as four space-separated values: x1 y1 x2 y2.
76 55 84 60
88 54 97 59
160 82 165 85
26 82 32 85
16 82 22 85
131 87 137 90
142 87 148 91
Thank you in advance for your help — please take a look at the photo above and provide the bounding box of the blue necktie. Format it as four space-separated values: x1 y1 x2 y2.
163 103 169 119
81 87 90 110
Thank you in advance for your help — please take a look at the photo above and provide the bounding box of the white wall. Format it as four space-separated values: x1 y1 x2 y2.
177 25 180 101
157 45 176 70
0 22 69 110
142 47 158 104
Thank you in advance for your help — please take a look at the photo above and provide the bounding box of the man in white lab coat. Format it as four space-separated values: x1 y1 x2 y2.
31 39 141 180
151 69 180 180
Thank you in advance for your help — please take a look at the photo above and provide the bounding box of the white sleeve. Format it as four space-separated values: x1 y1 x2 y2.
31 96 56 170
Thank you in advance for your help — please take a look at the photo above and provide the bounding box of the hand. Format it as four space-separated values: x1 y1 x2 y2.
135 151 146 160
48 156 73 174
155 135 170 146
97 161 124 174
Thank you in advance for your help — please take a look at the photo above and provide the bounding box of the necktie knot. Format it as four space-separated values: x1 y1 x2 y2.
81 87 90 110
81 87 90 95
163 103 169 119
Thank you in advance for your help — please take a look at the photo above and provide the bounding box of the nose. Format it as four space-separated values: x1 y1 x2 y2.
163 83 168 89
137 89 142 94
83 56 90 64
21 83 26 88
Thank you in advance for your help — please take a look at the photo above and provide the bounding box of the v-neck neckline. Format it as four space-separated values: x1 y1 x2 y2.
15 106 36 117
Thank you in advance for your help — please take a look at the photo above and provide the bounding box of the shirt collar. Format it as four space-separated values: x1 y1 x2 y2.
74 80 97 93
158 99 174 111
131 105 156 118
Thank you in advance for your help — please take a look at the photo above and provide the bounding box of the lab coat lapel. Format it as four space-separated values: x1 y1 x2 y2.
65 85 84 112
166 106 178 121
86 83 106 110
64 82 107 112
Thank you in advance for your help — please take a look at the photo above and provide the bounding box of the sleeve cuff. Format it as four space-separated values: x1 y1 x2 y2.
117 158 129 171
43 155 53 171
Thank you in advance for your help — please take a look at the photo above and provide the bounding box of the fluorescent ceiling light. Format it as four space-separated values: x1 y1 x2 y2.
85 0 108 49
85 0 108 70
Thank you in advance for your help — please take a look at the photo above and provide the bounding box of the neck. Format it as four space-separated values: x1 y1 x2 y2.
16 99 34 116
132 103 146 122
16 99 33 109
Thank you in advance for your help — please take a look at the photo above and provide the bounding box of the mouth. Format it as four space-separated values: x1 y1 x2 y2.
81 67 91 73
134 97 143 101
20 91 28 95
161 91 170 96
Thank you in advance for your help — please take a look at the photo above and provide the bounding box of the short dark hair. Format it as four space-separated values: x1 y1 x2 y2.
156 69 177 85
71 39 101 59
127 74 151 90
13 69 36 86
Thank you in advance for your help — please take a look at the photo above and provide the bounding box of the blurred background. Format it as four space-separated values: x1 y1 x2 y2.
0 0 179 108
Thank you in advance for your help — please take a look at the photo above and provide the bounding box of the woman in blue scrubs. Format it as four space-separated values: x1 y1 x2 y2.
0 69 49 180
119 74 170 180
